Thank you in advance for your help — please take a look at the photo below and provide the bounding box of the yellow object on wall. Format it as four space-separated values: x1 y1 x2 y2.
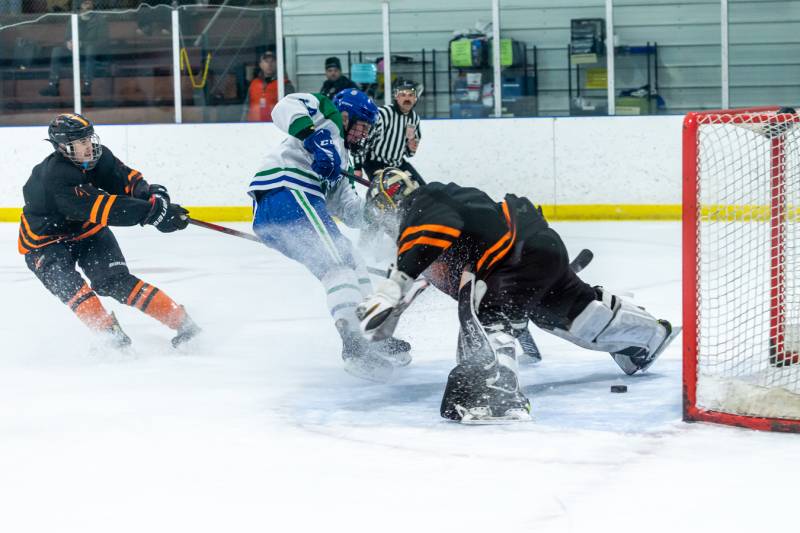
585 68 608 89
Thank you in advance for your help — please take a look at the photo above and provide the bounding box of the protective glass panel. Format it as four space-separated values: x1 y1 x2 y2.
179 3 276 124
614 0 720 115
389 0 492 119
729 0 800 110
82 4 174 125
0 11 71 125
282 0 380 105
501 0 604 117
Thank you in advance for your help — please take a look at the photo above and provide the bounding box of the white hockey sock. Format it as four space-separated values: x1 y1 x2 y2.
322 267 363 331
351 253 374 298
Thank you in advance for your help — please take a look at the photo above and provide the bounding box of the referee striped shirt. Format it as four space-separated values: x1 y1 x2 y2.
362 103 421 167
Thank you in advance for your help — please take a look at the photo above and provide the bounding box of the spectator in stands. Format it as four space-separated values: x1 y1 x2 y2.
46 0 72 12
319 56 357 100
136 1 172 37
39 0 108 97
241 50 295 123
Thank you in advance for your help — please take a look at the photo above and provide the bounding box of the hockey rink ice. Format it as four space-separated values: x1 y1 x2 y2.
1 220 796 533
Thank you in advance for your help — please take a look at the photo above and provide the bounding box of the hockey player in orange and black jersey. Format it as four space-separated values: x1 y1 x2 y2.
356 168 674 423
19 113 199 348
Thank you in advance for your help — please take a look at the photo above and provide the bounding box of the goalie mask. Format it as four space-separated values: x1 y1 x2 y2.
47 113 103 170
365 167 421 237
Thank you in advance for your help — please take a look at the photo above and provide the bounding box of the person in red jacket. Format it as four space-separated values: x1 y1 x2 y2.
242 50 295 122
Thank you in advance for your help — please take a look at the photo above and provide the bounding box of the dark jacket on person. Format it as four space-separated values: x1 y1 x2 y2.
319 76 358 100
396 182 547 290
64 12 108 46
18 147 154 255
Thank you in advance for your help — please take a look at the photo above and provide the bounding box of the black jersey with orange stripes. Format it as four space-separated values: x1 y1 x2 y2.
396 182 548 297
19 146 154 254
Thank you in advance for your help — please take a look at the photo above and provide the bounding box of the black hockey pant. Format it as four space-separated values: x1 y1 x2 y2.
478 227 597 331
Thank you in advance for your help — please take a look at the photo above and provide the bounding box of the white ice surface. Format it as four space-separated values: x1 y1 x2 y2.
1 221 797 533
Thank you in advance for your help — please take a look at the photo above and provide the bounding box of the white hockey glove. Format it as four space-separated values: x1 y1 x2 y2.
356 267 428 341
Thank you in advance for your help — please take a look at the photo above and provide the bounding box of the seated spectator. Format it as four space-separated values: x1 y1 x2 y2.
136 1 172 37
319 56 357 100
241 50 295 122
39 0 108 97
46 0 72 11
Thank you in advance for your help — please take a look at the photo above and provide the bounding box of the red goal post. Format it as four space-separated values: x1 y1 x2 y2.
683 106 800 432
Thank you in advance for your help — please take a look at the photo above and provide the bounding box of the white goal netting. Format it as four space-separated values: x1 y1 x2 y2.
693 110 800 420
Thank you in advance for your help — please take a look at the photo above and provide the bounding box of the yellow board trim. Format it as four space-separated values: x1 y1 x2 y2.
5 203 795 223
542 205 682 221
3 204 793 222
0 205 684 223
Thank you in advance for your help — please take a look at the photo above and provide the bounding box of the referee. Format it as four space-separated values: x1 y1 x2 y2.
359 80 425 184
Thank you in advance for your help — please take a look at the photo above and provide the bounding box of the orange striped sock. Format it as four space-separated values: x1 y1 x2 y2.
127 281 185 330
67 284 114 332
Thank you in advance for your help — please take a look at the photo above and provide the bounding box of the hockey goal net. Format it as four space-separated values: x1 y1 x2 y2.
683 106 800 432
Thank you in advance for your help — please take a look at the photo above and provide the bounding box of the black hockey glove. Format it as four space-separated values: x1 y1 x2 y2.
141 196 189 233
147 184 170 205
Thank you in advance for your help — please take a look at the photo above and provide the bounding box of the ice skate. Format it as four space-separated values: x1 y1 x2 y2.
374 336 412 366
102 312 132 350
336 319 394 382
440 362 532 424
171 308 201 348
611 320 678 375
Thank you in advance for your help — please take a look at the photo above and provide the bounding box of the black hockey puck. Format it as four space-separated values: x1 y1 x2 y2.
610 385 628 393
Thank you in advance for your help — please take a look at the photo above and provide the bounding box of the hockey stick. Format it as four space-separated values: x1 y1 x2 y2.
342 170 371 188
187 217 393 281
187 218 262 243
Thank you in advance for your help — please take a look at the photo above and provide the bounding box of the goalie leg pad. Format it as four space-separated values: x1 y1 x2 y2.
447 272 530 421
548 289 670 374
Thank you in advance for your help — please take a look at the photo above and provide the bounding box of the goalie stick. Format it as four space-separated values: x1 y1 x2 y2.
569 248 593 274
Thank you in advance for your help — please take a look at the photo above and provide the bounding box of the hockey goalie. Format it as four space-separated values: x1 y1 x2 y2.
356 169 675 423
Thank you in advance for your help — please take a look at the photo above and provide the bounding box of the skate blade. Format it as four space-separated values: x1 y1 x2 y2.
171 327 202 349
382 350 412 367
455 405 532 425
520 352 542 365
343 357 394 383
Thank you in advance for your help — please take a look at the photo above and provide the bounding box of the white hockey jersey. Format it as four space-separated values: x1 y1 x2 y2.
247 92 364 228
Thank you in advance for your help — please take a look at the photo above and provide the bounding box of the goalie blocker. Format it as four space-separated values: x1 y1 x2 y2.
356 169 674 423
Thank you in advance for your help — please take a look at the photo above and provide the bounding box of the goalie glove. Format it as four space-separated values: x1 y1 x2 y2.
356 267 428 341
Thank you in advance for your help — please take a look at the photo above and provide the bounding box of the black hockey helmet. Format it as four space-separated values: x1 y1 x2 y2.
365 167 421 236
393 79 420 99
47 113 102 170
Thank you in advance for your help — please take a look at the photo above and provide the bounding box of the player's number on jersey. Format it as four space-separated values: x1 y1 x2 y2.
298 98 318 117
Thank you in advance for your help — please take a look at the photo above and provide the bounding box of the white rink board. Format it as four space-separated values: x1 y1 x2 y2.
0 115 683 207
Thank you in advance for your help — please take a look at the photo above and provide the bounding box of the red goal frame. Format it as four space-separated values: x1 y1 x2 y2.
682 106 800 432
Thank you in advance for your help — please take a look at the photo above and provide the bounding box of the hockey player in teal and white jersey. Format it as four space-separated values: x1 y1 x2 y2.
248 89 411 382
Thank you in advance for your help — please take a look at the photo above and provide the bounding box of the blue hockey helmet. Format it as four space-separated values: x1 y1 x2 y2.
332 88 379 126
332 89 379 153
